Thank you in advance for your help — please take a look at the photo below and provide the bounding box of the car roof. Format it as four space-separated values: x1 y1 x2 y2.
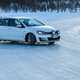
0 16 33 19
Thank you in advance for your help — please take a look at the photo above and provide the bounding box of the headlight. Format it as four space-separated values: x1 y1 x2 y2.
37 31 45 35
52 31 55 34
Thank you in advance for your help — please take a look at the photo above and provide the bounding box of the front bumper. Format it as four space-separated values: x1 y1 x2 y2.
39 36 60 43
48 36 60 41
36 30 60 43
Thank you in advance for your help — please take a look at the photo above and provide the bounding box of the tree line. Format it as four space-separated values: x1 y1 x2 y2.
0 0 80 12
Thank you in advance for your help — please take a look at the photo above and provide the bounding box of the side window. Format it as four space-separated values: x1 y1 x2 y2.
0 19 8 26
9 19 21 27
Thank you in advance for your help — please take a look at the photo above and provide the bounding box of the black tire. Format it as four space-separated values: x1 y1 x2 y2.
48 42 55 45
26 33 36 45
10 41 18 44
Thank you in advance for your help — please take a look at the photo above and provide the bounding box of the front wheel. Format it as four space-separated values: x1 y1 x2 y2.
26 33 36 45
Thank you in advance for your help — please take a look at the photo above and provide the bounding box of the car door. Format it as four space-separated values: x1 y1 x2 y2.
6 18 26 41
0 18 10 40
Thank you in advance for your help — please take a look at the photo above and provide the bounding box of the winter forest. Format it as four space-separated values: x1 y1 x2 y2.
0 0 80 12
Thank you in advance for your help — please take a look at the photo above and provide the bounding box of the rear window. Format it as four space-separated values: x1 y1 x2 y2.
0 19 8 26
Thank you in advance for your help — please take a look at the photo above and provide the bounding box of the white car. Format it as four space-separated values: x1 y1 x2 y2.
0 17 60 45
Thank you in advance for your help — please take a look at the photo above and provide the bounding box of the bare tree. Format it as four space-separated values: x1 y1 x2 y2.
0 0 80 12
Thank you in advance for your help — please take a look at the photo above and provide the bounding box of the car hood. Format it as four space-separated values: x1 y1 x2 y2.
28 25 56 32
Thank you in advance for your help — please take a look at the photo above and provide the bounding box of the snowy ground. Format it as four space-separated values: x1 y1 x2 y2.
0 11 80 80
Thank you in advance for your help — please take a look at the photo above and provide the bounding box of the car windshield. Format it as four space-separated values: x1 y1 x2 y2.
19 18 45 26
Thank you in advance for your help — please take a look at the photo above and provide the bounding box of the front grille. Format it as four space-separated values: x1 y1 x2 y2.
44 32 52 34
48 38 54 41
43 30 59 35
55 30 60 35
48 36 60 41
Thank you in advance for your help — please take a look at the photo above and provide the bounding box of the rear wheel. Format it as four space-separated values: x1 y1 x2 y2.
48 42 55 45
10 41 18 44
26 33 36 45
